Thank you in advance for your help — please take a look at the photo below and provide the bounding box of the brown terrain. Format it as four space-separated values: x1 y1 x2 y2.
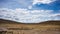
0 19 60 34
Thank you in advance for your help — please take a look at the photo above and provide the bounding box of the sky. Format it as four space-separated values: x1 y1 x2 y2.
0 0 60 23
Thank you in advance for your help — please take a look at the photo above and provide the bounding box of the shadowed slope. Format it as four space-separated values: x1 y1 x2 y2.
0 19 60 25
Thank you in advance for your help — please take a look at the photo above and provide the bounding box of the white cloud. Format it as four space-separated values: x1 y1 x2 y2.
28 6 32 9
0 8 60 23
32 0 56 5
28 0 56 9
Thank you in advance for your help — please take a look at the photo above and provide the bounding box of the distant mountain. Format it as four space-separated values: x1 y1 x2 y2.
0 19 60 25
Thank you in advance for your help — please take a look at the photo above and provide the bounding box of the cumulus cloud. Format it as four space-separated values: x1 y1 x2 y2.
0 8 60 23
32 0 56 5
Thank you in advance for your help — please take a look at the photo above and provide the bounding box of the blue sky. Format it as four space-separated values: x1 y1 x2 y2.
33 0 60 10
0 0 60 10
0 0 32 9
0 0 60 23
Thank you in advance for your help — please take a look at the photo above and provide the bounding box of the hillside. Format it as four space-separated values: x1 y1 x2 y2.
0 19 60 34
0 19 60 25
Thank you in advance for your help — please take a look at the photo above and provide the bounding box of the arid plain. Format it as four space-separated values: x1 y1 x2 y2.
0 19 60 34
